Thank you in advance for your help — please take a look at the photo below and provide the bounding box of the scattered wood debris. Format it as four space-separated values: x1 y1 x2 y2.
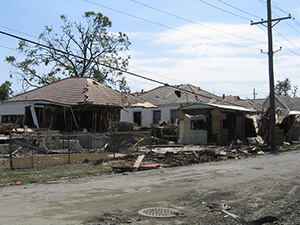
202 202 279 225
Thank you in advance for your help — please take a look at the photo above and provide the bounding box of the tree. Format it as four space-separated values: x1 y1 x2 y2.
5 11 131 92
275 78 298 97
0 81 13 100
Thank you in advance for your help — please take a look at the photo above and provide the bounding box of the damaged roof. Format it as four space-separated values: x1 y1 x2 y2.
6 77 123 107
121 93 157 108
275 95 300 111
139 84 222 106
261 94 300 112
223 95 263 112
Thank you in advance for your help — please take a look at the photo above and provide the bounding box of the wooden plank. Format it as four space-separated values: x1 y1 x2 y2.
133 154 145 168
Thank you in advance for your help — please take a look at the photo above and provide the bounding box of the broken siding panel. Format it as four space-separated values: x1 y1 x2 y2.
211 109 220 135
233 115 244 141
211 109 228 144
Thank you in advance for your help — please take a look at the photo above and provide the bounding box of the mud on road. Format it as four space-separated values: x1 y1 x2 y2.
0 150 299 225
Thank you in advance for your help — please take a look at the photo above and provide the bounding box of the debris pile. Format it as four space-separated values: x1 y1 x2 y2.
109 138 289 173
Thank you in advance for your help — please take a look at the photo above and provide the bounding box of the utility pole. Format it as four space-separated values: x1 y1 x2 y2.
251 0 291 150
252 88 257 99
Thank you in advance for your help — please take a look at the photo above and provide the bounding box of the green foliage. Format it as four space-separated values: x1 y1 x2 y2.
5 11 131 91
0 81 13 100
275 78 298 97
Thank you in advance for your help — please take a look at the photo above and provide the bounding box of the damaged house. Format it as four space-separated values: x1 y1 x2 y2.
260 95 300 143
224 94 300 143
178 102 257 145
120 93 157 126
0 77 124 132
121 84 258 145
121 84 222 127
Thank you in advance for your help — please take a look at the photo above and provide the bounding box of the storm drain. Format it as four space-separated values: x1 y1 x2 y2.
138 207 180 218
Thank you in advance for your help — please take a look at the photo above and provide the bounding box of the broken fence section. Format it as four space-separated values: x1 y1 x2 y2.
1 130 152 170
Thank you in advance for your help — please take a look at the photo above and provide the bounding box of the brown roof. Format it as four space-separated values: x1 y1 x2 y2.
7 77 122 107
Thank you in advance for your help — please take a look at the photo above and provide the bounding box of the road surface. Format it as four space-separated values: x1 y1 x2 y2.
0 150 299 224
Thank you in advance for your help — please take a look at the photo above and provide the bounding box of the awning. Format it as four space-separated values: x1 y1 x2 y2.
210 103 257 113
289 110 300 115
180 102 257 113
185 114 206 121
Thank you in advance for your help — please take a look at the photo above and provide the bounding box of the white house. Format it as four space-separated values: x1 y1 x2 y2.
121 84 223 127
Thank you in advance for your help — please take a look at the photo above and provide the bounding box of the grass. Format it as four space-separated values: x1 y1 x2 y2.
0 166 113 185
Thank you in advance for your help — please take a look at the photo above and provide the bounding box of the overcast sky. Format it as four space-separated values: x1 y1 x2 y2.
0 0 299 99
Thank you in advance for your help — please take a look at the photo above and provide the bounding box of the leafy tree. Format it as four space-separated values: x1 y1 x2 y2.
0 81 13 100
5 11 131 92
275 78 298 97
291 85 298 98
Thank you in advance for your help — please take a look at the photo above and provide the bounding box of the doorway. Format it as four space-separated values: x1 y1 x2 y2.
133 112 141 126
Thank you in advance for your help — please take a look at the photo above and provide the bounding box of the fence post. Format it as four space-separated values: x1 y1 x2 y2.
149 131 152 152
31 147 34 168
9 133 14 170
68 135 71 164
62 132 65 150
88 134 90 152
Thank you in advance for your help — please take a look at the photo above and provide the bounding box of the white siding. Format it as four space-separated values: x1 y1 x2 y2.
0 102 28 116
120 108 152 126
178 118 207 145
121 105 180 126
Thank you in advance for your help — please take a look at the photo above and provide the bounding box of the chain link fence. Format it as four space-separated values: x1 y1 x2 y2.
0 131 151 170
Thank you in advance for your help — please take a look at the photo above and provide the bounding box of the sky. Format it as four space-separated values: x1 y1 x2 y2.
0 0 300 99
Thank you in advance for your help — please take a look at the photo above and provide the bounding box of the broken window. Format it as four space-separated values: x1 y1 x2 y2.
153 110 161 124
1 115 11 123
191 119 206 130
223 119 228 129
170 110 178 124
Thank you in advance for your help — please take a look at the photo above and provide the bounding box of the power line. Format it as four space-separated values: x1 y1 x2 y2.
255 0 300 57
84 0 257 50
270 1 300 33
128 64 184 84
0 44 17 51
0 25 39 40
0 30 166 85
196 0 300 59
292 17 300 30
257 0 266 7
273 28 300 55
216 0 262 20
129 0 265 45
197 0 252 21
0 29 222 100
1 23 186 87
272 1 290 15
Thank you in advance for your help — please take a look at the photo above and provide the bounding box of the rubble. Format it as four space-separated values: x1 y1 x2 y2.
1 127 299 171
110 138 286 173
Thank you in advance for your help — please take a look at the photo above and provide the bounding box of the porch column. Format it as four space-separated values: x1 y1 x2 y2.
30 104 39 128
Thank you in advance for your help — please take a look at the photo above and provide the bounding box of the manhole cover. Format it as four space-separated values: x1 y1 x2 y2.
138 207 180 218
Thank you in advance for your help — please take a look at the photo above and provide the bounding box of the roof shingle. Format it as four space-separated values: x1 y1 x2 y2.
7 77 122 107
139 84 221 106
